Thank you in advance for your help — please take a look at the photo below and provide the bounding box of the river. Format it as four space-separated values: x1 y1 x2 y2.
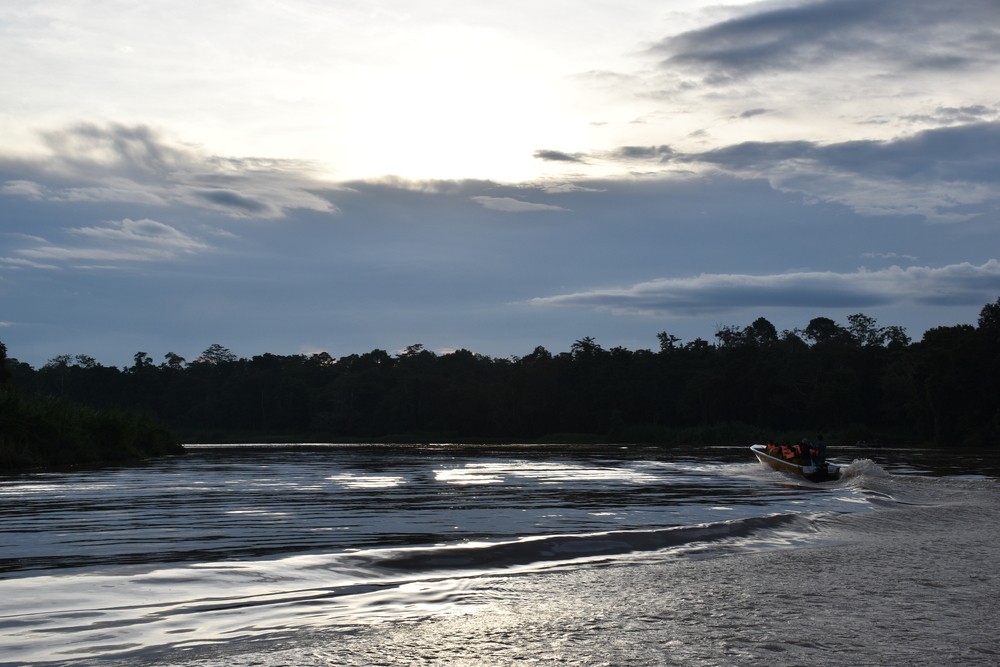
2 444 998 666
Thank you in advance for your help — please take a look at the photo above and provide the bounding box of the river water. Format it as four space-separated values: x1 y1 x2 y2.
1 444 998 666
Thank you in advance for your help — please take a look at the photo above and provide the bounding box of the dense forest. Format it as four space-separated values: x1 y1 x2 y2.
0 342 180 469
5 297 1000 447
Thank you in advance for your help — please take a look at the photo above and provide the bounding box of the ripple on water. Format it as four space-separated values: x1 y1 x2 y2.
4 445 996 665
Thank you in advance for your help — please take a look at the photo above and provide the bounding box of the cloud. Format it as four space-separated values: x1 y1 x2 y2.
533 149 587 163
0 257 59 270
674 121 1000 221
652 0 1000 83
18 246 178 262
7 218 210 269
8 232 48 243
612 145 674 160
738 108 771 119
0 123 337 218
539 183 606 194
862 252 918 261
903 105 999 125
0 180 46 199
195 189 272 214
68 218 207 251
530 261 1000 316
470 196 570 213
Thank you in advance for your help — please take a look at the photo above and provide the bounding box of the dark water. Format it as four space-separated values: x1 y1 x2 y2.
1 444 998 666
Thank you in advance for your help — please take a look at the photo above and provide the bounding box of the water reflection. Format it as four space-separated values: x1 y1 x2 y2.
326 473 406 488
1 444 997 666
0 444 876 578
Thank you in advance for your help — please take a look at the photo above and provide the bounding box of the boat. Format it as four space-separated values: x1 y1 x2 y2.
751 444 842 482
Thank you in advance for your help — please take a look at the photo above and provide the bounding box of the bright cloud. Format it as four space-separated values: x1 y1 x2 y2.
470 196 570 213
69 218 207 250
531 261 1000 316
0 180 46 199
6 218 212 269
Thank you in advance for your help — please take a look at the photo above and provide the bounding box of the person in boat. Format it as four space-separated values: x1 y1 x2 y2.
815 435 827 466
765 440 780 457
780 442 795 461
803 438 814 465
790 439 803 464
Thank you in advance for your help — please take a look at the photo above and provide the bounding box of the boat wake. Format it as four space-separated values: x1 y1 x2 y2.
0 513 827 665
839 458 889 479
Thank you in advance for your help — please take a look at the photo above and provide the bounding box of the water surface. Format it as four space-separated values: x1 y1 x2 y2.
1 444 997 665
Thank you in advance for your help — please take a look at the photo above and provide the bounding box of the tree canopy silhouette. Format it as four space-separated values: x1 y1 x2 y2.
4 298 999 446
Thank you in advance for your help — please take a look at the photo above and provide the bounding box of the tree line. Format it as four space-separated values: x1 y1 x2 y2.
0 341 180 469
5 297 1000 446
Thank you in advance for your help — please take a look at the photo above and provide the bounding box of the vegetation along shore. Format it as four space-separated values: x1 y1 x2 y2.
0 342 181 470
4 297 998 456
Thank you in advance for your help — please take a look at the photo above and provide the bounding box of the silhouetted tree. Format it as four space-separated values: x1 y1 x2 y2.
0 341 9 386
979 296 1000 342
196 344 237 365
162 352 186 370
803 317 847 344
745 317 778 346
13 298 1000 446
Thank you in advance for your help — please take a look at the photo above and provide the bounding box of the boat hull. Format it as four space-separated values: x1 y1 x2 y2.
751 444 841 482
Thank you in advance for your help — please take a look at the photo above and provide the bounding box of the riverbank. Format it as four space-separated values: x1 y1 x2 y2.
0 386 182 471
175 422 922 448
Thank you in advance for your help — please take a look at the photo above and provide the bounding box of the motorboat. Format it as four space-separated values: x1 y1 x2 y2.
751 444 841 482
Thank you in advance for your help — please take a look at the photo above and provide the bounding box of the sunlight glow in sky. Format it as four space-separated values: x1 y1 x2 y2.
2 0 1000 366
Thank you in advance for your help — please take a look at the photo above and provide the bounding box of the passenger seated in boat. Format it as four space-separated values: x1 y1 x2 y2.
780 443 795 461
796 438 813 465
765 440 780 457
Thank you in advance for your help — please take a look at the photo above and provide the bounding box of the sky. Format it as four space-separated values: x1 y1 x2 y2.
3 0 1000 368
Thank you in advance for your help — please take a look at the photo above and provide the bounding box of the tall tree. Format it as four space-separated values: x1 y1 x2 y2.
0 341 10 386
196 344 237 365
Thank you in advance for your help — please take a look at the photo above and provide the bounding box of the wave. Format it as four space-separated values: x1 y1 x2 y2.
346 513 820 575
840 458 890 479
0 513 828 665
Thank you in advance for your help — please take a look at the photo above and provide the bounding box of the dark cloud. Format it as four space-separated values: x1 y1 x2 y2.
685 121 1000 183
668 121 1000 220
0 123 337 218
739 108 771 119
533 149 587 163
653 0 1000 82
196 189 271 214
613 145 674 160
39 123 192 180
903 105 998 125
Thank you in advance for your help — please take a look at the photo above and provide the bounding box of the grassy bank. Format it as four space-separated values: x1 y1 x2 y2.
0 386 183 470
